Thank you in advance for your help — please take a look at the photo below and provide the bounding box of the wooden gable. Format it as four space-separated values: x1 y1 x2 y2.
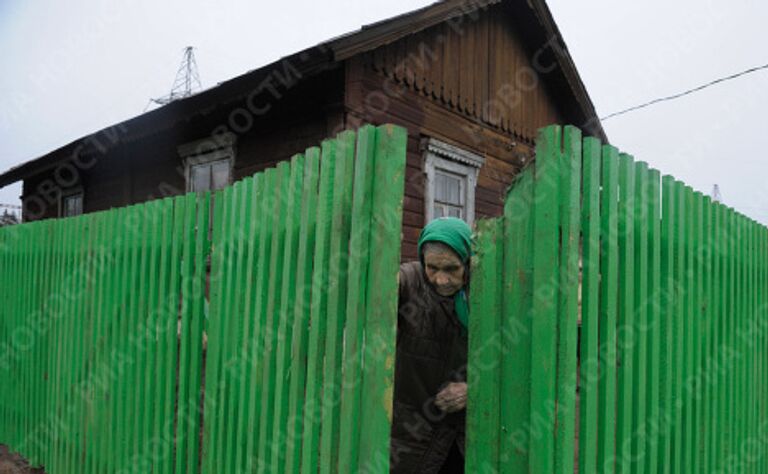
349 3 564 143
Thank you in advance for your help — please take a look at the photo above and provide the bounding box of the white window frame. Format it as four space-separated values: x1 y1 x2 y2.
178 133 236 193
422 138 485 226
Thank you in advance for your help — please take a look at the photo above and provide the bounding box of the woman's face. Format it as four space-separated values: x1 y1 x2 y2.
423 247 465 297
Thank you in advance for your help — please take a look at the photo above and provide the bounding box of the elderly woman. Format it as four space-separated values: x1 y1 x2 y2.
390 217 471 474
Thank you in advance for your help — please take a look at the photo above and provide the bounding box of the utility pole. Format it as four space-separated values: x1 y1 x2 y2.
149 46 202 107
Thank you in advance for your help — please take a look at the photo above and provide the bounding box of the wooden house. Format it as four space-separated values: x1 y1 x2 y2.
0 0 605 261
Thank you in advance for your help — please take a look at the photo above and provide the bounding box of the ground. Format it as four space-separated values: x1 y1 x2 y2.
0 446 44 474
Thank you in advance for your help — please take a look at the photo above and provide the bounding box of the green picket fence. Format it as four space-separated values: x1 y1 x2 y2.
467 124 768 473
0 193 211 474
200 124 406 474
0 123 406 473
7 120 766 474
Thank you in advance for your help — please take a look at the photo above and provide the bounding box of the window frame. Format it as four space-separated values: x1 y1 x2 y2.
59 188 84 217
422 138 485 226
178 133 236 193
433 168 466 219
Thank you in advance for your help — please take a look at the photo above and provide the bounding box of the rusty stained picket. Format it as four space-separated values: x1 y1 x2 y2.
467 124 768 473
0 123 407 473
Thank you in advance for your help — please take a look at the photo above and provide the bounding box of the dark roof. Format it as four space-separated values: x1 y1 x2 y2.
0 0 605 188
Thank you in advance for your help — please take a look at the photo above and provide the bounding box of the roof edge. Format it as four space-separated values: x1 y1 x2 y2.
329 0 502 60
528 0 607 142
0 0 606 188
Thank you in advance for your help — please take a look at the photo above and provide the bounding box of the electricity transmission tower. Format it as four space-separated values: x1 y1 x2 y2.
150 46 202 107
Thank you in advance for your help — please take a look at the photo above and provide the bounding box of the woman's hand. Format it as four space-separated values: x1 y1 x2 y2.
435 382 467 413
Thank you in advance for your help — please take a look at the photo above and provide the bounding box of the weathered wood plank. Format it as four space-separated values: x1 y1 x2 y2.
466 217 502 473
499 164 534 474
356 124 406 472
554 126 581 474
529 125 560 474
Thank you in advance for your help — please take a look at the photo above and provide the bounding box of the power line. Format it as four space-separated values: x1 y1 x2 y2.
601 62 768 121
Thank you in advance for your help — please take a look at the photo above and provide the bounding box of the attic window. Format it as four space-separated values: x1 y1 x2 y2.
178 133 236 193
422 138 485 226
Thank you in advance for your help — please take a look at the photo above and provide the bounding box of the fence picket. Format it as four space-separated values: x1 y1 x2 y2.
597 144 619 473
284 148 320 474
355 124 406 472
631 160 649 474
578 137 601 474
616 152 636 473
467 218 502 472
645 168 661 474
336 127 375 474
499 164 534 474
220 177 250 474
268 156 303 471
300 139 337 474
554 126 581 474
529 125 560 474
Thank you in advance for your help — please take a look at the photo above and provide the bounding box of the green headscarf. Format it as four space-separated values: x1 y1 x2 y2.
417 217 472 328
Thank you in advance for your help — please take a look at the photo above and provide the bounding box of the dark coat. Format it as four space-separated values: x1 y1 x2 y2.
390 261 468 474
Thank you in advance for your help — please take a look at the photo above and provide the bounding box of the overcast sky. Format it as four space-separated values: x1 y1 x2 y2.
1 0 766 223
